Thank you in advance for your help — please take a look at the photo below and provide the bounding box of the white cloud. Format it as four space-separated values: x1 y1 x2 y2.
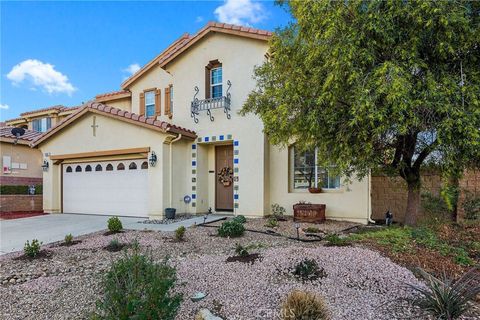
214 0 267 26
123 63 141 76
195 16 204 23
0 104 9 110
6 59 76 95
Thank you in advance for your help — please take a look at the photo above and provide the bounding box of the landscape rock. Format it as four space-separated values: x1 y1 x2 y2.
195 308 223 320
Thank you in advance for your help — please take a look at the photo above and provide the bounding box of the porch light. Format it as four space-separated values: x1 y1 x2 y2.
149 151 157 167
41 160 49 172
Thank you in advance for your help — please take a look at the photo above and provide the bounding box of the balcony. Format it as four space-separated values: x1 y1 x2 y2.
191 80 231 123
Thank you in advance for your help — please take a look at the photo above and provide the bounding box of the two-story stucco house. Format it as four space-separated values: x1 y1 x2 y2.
31 22 372 224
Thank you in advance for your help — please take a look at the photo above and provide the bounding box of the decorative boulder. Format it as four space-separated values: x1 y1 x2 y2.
195 309 223 320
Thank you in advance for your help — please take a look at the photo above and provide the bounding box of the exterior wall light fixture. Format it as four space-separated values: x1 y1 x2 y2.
149 151 157 167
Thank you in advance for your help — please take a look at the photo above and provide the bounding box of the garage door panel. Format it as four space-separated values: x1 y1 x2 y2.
63 160 148 217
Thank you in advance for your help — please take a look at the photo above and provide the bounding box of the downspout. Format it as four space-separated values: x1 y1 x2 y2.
168 134 182 208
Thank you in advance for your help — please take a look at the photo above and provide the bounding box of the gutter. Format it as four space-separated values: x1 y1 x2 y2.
167 134 182 208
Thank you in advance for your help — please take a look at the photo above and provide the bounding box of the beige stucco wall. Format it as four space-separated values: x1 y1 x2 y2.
163 32 270 216
101 97 132 112
38 112 176 217
1 141 43 178
268 145 371 224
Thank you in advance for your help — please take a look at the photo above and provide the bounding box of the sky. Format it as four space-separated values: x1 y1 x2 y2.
0 0 292 121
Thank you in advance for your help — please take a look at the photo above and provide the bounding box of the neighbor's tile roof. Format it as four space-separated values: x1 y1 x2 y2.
0 126 43 142
20 105 67 116
31 101 196 147
121 21 272 88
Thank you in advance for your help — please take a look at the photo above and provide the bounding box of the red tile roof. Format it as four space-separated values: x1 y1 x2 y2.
20 105 67 116
122 21 272 88
31 101 196 147
95 90 131 99
0 126 43 143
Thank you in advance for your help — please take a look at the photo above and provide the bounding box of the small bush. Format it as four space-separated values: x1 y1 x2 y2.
235 244 249 257
174 226 186 241
107 216 123 233
0 185 43 195
64 234 73 245
218 221 245 238
304 227 320 233
281 290 330 320
265 217 279 228
233 215 247 224
292 258 327 282
24 239 42 258
463 192 480 220
93 245 182 319
406 267 480 320
271 203 286 219
107 238 122 251
324 234 350 246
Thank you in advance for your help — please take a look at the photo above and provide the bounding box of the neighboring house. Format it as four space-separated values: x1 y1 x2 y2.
5 105 80 132
1 126 43 213
30 22 372 223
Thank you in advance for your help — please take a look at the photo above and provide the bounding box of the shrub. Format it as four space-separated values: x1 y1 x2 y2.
305 227 320 233
64 234 73 245
0 185 43 195
218 221 245 238
463 192 480 220
174 226 186 241
292 258 327 282
265 217 279 228
24 239 42 257
93 245 182 319
233 215 247 224
324 234 350 247
406 267 480 320
107 238 122 251
107 216 123 233
235 244 249 257
271 203 286 219
281 290 330 320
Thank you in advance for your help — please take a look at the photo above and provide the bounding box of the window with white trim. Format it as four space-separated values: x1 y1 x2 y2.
290 146 341 190
145 91 155 117
210 67 222 98
32 117 52 132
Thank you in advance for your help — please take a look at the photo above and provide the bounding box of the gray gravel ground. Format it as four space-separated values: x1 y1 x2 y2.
0 222 427 319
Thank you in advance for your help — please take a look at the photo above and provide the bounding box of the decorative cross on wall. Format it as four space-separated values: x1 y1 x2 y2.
91 116 98 136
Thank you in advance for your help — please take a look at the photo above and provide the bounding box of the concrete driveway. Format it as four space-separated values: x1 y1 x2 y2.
0 213 225 255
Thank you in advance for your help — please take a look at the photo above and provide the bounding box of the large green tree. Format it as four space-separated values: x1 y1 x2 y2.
242 0 480 226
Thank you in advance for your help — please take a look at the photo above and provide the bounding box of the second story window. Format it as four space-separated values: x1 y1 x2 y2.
145 91 155 117
32 117 51 132
211 67 222 98
170 85 174 113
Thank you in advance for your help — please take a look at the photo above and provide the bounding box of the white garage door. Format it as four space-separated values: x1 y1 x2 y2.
63 159 148 217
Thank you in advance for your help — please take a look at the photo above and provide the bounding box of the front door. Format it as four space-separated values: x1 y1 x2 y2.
215 145 234 211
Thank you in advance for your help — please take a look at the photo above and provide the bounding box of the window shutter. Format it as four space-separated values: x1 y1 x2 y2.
164 86 170 116
139 92 145 116
155 89 161 116
205 67 211 99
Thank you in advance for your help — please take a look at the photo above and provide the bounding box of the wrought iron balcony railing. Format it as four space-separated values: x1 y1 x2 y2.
191 80 231 123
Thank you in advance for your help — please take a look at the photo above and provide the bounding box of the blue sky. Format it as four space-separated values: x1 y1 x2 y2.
0 0 292 121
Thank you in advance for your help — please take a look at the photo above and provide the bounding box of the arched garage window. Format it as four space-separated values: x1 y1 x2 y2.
85 165 92 172
75 165 82 172
66 166 72 173
117 163 125 171
129 162 137 170
141 161 148 169
106 164 113 171
95 164 102 171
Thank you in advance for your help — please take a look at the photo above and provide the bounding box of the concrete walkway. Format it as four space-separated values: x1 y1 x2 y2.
0 213 226 255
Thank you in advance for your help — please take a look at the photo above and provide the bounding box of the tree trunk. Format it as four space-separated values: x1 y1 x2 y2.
404 182 421 226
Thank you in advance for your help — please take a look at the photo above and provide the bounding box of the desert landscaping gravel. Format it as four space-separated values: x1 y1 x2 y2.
0 219 427 319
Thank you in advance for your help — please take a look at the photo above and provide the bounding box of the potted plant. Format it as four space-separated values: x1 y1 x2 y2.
165 208 176 219
301 166 322 193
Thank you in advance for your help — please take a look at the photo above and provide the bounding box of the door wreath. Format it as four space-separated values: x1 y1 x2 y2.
218 166 234 187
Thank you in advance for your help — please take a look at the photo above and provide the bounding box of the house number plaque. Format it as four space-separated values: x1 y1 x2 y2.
293 203 326 223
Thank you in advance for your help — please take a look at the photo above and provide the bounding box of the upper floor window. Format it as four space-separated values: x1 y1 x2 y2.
32 117 52 132
145 91 155 117
290 146 341 190
169 85 174 113
211 67 223 98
